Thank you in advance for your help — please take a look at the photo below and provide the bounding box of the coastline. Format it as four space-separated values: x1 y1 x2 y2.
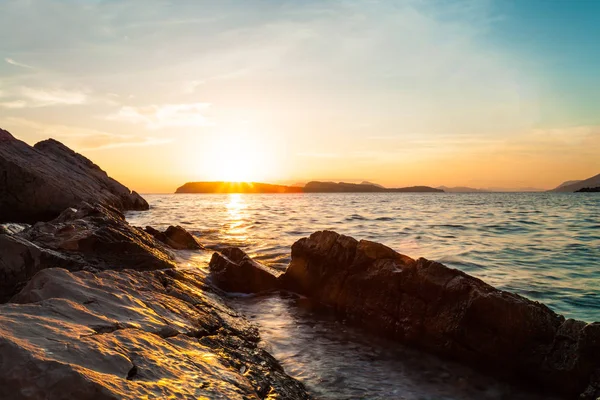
1 133 598 399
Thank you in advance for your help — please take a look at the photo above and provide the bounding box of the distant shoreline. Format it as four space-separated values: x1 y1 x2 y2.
175 181 444 194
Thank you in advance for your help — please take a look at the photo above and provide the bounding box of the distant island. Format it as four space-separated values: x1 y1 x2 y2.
176 182 303 194
176 181 443 194
437 186 488 193
303 181 443 193
551 172 600 192
575 187 600 192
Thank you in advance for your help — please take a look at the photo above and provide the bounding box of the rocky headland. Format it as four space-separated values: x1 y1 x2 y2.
0 128 148 223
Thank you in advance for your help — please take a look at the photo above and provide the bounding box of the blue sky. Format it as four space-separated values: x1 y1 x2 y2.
490 0 600 126
0 0 598 191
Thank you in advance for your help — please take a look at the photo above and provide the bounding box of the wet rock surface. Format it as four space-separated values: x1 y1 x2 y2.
0 129 148 223
0 267 311 400
211 231 600 399
0 202 175 302
281 231 600 399
145 225 205 250
209 247 281 293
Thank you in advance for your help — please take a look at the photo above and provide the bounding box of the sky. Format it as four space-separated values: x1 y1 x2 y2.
1 0 599 193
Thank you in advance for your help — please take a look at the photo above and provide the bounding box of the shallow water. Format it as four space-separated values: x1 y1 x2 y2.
230 293 560 400
128 192 600 322
128 193 599 399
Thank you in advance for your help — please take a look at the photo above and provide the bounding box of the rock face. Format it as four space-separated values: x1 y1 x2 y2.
0 267 312 399
209 247 281 293
0 202 175 301
145 225 205 250
0 129 148 223
211 231 600 399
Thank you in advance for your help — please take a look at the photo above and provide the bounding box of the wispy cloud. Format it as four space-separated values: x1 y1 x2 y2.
0 100 27 109
0 87 88 108
20 87 87 106
0 117 171 151
5 57 34 69
107 103 213 129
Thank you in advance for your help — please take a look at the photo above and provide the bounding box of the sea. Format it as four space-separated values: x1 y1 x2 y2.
127 192 599 400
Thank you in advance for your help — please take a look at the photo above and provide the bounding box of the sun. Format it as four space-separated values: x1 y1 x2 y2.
202 133 271 182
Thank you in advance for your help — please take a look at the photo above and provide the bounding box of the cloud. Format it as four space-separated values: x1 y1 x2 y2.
20 87 87 106
0 117 171 151
5 57 34 69
107 103 213 129
0 100 27 109
0 87 88 108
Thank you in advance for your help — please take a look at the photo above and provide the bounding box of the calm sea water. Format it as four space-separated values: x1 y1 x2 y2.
127 192 599 400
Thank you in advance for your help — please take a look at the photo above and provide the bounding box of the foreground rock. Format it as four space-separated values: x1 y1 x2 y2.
145 225 205 250
210 232 600 399
0 202 174 301
0 129 148 223
209 247 281 293
0 267 311 399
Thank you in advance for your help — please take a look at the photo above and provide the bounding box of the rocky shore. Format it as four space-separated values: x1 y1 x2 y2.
0 131 311 399
209 231 600 400
1 130 598 399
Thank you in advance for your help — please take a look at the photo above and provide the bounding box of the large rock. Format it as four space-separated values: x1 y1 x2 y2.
0 267 311 399
0 129 148 223
209 247 281 293
145 225 205 250
0 202 175 301
277 231 600 399
0 234 78 302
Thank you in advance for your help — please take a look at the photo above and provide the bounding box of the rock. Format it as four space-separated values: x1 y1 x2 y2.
0 223 29 235
209 247 281 293
0 129 148 223
0 267 311 399
0 234 78 302
279 231 600 399
144 226 169 243
0 202 175 301
19 202 175 271
145 225 205 250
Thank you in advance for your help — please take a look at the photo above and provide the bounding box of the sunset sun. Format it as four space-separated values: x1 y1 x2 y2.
202 132 272 182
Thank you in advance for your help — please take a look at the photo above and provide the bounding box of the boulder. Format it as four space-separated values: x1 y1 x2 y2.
0 202 175 301
0 223 29 235
145 225 205 250
279 231 600 400
0 267 311 399
209 247 281 293
0 128 148 223
0 234 78 302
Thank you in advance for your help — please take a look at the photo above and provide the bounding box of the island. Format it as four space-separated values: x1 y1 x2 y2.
176 181 444 194
176 181 303 193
